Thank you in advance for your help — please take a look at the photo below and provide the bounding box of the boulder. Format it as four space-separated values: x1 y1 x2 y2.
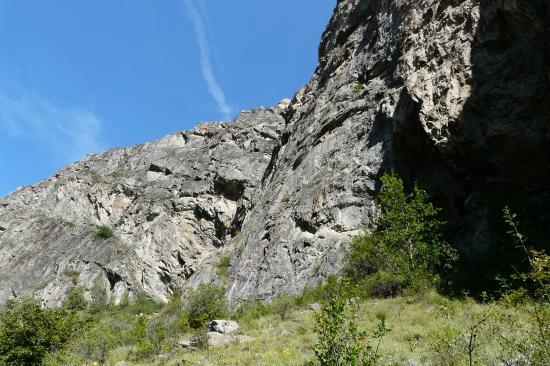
208 319 239 334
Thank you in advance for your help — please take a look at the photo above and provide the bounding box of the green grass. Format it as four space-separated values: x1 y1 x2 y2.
42 292 541 366
353 82 365 93
95 225 114 239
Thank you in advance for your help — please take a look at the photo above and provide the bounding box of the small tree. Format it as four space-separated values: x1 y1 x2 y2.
347 173 456 293
313 279 389 366
0 299 79 365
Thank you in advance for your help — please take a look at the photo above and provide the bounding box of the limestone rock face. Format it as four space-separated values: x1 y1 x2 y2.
0 107 285 306
1 0 549 305
227 0 550 301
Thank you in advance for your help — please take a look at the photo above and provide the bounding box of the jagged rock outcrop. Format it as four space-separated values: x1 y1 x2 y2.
0 106 285 305
227 0 550 300
1 0 549 305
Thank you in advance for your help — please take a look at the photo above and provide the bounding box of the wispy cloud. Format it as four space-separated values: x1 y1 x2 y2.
0 92 103 162
183 0 233 120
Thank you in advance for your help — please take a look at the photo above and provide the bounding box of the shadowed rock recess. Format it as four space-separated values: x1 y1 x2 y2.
1 0 549 306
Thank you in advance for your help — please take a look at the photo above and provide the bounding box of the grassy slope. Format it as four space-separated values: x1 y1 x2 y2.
46 292 533 366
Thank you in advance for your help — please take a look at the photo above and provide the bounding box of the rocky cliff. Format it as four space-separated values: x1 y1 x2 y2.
1 0 549 306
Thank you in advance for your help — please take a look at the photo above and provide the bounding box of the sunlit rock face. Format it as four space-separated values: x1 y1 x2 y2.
1 0 549 305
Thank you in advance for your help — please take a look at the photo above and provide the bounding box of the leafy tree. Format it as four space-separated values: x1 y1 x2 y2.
347 173 456 293
0 299 79 365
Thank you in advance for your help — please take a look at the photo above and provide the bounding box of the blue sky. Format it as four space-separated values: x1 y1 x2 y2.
0 0 335 196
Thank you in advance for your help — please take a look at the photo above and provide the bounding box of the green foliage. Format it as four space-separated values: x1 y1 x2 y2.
347 172 456 294
313 280 389 366
45 319 123 365
88 281 108 312
95 225 113 239
355 271 405 298
270 295 295 321
216 254 231 279
125 293 163 315
499 207 550 364
159 292 190 336
64 286 87 311
190 328 209 350
232 299 269 325
127 315 167 361
0 299 79 366
62 269 80 285
185 283 228 329
353 82 365 93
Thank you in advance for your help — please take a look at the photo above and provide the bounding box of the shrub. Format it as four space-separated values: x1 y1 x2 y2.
64 286 87 310
356 271 405 298
46 319 123 365
128 316 155 361
270 295 295 320
347 172 456 293
216 254 231 279
185 283 228 329
232 299 269 324
313 280 389 365
0 299 79 365
88 281 108 312
159 292 189 336
498 207 550 364
95 225 113 239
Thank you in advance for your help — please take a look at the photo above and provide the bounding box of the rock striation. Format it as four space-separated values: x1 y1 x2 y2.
1 0 549 305
0 106 285 305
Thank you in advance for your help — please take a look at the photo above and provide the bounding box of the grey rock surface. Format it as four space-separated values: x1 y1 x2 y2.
227 0 550 301
208 319 239 334
1 0 549 305
0 106 285 306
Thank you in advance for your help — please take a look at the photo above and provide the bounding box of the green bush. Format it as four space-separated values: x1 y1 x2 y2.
95 225 113 239
270 295 296 321
185 283 228 329
232 299 269 324
127 315 167 361
347 172 456 293
356 271 406 298
45 319 123 365
0 299 79 365
64 286 87 310
313 280 389 366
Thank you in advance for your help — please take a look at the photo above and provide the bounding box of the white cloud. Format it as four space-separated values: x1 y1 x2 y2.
0 93 103 162
183 0 233 120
